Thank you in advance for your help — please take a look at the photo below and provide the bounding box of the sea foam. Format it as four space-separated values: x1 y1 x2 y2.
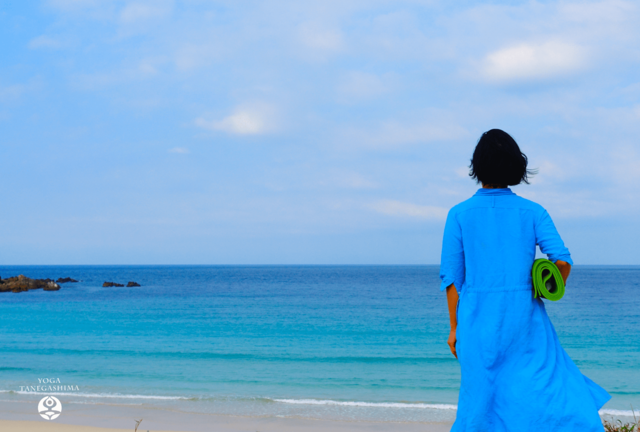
600 409 639 418
3 390 186 400
274 398 457 410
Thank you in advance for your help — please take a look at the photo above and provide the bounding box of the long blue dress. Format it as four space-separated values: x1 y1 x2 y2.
440 188 610 431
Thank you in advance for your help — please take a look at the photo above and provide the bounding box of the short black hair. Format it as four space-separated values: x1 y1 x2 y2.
469 129 535 186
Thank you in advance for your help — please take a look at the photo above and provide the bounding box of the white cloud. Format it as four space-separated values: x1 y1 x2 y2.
610 144 640 183
321 172 378 190
370 200 448 220
45 0 114 17
168 147 189 154
119 1 173 24
47 0 99 10
455 167 469 179
29 36 62 49
341 173 378 189
297 22 344 57
195 103 278 136
0 78 42 102
136 56 168 75
71 65 158 89
0 84 26 101
527 160 569 186
620 82 640 96
482 41 588 82
174 43 223 72
337 71 389 101
519 188 620 219
559 0 635 26
344 118 467 148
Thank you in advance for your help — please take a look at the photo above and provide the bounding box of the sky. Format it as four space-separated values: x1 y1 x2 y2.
1 0 639 265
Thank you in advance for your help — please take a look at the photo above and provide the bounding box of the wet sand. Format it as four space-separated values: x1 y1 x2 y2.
0 400 453 432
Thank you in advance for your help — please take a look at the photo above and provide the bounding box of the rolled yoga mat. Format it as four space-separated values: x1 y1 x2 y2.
531 258 565 301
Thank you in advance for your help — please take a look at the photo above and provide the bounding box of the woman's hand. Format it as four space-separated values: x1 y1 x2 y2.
448 328 458 359
555 260 571 284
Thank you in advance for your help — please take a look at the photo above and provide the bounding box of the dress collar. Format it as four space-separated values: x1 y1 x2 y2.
474 187 515 196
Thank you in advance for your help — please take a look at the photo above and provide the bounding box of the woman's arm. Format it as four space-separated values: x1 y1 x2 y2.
446 284 459 359
440 209 464 360
555 260 571 284
536 210 574 270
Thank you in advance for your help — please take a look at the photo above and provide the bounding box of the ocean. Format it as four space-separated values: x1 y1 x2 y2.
1 265 638 423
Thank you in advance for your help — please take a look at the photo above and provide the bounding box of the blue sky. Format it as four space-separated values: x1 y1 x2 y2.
1 0 639 265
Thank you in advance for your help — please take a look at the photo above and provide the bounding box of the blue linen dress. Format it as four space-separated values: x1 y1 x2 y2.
440 188 610 432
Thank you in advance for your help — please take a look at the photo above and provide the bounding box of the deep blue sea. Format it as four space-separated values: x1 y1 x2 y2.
1 265 638 423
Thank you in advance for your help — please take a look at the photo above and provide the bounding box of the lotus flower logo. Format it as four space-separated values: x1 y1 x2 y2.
38 396 62 420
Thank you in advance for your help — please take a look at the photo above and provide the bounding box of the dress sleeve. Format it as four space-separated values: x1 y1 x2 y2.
439 209 465 292
535 210 574 266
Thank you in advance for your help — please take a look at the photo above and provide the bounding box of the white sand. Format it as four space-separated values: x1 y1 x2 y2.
0 400 453 432
0 418 453 432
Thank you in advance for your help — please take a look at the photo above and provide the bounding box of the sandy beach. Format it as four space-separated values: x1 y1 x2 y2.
0 419 453 432
0 399 452 432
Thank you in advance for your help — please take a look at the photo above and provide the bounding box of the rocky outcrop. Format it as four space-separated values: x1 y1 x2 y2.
0 275 60 293
57 277 78 283
102 281 141 287
44 281 61 291
0 275 141 292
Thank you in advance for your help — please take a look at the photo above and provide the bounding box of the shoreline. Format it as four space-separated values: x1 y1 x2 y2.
0 399 454 431
1 398 635 432
0 399 454 432
0 420 454 432
0 394 460 424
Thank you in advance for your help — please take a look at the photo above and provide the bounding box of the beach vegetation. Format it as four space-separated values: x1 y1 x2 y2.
603 420 638 432
604 408 638 432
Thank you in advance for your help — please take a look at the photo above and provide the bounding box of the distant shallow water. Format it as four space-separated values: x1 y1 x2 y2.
1 265 638 422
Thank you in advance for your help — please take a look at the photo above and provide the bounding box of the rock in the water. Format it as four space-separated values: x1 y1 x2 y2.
44 281 61 291
57 277 78 283
126 281 141 287
0 275 60 293
102 281 124 287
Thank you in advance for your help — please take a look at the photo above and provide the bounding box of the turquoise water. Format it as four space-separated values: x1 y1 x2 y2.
0 265 638 422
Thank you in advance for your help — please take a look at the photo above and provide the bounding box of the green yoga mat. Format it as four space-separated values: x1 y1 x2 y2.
532 259 565 301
